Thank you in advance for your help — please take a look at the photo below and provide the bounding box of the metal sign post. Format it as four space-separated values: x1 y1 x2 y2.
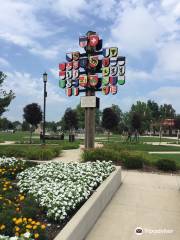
58 31 126 149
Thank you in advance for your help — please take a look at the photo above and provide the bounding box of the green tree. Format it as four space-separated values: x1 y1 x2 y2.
75 103 102 130
111 104 123 133
0 72 15 116
159 104 176 119
61 108 78 133
22 121 30 131
12 121 22 130
75 104 85 129
131 112 142 132
147 100 160 120
175 115 180 130
46 121 57 133
102 108 119 140
130 101 151 132
23 103 42 143
0 118 13 130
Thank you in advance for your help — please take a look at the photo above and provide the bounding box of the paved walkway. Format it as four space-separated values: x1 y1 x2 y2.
149 151 180 154
53 148 82 163
0 141 15 145
86 170 180 240
145 142 180 147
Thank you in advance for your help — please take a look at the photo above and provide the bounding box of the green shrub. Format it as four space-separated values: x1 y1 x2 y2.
0 145 61 160
156 159 177 171
122 152 144 169
82 148 121 163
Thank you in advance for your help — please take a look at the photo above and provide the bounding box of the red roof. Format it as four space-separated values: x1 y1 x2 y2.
161 119 175 127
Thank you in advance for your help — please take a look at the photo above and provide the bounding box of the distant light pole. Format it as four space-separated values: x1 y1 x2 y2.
43 72 48 144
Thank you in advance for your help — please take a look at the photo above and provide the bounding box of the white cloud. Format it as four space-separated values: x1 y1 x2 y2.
149 86 180 113
51 0 87 20
155 42 180 73
0 57 10 67
127 68 151 83
3 71 67 121
0 0 65 59
0 1 51 46
110 4 161 57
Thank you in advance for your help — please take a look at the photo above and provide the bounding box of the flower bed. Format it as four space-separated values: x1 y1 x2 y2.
0 157 115 240
0 157 47 240
17 161 115 221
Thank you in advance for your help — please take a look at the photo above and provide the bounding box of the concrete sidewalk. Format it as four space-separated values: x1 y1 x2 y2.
86 171 180 240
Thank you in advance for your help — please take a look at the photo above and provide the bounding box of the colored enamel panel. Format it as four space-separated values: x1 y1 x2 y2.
118 75 125 85
79 36 88 48
102 77 109 86
89 75 98 87
59 79 66 88
66 70 72 79
66 52 72 62
59 63 66 71
66 88 72 97
79 57 88 68
73 79 79 87
59 71 66 80
73 52 80 61
72 70 79 79
102 58 110 67
66 62 73 70
79 75 88 87
73 61 80 70
102 67 110 77
89 56 99 68
109 76 118 85
89 34 99 47
110 85 117 94
102 48 110 57
118 66 125 76
72 87 79 96
66 81 72 88
110 66 118 76
110 57 117 66
109 47 118 57
102 86 110 95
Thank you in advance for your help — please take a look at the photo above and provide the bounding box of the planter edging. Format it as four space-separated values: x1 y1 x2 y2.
54 166 121 240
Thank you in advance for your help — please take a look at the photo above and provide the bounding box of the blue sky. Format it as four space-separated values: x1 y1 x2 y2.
0 0 180 121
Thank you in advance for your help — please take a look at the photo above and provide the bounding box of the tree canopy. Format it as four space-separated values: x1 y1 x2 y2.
0 71 15 116
61 108 78 132
23 103 42 127
102 108 119 132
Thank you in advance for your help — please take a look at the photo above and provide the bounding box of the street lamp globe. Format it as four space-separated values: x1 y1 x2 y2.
43 72 48 83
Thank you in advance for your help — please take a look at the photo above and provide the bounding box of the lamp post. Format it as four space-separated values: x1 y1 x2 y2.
43 72 47 144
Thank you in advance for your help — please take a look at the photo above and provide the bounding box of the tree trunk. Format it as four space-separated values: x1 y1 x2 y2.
29 126 33 144
107 131 110 142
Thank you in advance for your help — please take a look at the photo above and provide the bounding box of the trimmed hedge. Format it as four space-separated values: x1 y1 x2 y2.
156 159 177 172
83 148 121 163
0 145 61 160
82 148 146 169
122 152 144 169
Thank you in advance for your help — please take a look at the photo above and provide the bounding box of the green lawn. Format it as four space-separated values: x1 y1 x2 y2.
0 131 32 142
0 131 82 147
103 142 180 169
105 142 180 152
95 134 176 143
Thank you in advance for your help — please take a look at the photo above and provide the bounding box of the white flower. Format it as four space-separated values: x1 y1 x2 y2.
17 160 115 222
24 232 31 238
